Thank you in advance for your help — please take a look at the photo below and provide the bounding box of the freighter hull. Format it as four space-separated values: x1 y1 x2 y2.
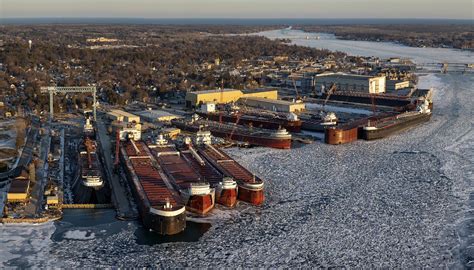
362 112 431 140
186 194 214 215
217 188 238 207
324 126 359 145
317 93 411 107
197 145 265 206
210 129 291 149
180 149 238 208
121 141 186 235
302 120 333 132
125 165 186 235
238 186 264 206
173 121 291 149
139 204 186 235
199 112 302 133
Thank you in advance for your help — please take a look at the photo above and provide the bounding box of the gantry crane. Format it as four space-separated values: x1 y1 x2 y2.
40 86 97 120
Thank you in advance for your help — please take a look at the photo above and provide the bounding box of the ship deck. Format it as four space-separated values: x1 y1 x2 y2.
152 145 207 190
198 145 260 184
180 149 223 187
123 141 179 209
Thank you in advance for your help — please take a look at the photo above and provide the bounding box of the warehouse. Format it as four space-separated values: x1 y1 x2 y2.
239 97 305 113
107 109 140 123
314 73 386 94
185 88 278 108
135 110 182 123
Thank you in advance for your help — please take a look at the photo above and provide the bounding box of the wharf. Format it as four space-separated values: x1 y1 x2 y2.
96 116 137 220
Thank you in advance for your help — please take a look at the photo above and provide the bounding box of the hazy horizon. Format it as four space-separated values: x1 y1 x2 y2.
1 0 473 20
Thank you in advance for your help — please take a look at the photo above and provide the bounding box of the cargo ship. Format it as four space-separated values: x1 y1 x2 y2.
172 116 292 149
149 135 215 215
121 140 186 235
179 131 238 207
79 137 104 188
197 144 264 206
197 109 302 133
315 91 411 107
361 100 432 140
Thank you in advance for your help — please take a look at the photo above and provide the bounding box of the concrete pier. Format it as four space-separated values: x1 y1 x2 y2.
96 116 137 220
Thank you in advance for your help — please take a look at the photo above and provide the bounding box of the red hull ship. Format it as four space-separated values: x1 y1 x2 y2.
197 144 264 206
121 140 186 235
179 142 238 208
172 117 292 149
150 136 215 215
79 136 104 189
197 110 302 133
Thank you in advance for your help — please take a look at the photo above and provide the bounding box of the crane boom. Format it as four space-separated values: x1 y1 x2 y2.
322 83 337 110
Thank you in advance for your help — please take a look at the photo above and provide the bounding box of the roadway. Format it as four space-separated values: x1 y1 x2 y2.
96 115 137 220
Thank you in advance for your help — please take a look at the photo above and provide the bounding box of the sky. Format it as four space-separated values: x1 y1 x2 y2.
1 0 473 19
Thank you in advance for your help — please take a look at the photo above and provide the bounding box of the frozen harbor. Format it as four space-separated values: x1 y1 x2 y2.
1 30 473 268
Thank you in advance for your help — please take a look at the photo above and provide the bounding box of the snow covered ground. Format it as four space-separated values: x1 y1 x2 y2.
0 32 473 268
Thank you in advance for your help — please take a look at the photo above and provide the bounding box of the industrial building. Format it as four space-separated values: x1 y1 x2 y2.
314 73 386 94
185 88 278 108
239 97 305 113
107 109 140 123
134 110 182 123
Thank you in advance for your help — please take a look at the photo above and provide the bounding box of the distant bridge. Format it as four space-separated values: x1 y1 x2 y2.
417 63 474 74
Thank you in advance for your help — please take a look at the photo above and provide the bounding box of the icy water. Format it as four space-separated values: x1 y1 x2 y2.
1 30 474 267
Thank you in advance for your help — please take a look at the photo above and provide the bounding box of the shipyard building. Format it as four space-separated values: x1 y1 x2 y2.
107 109 142 141
185 88 277 108
239 97 305 113
314 73 386 94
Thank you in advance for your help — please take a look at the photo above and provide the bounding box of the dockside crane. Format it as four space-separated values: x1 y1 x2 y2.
292 79 301 101
322 83 337 111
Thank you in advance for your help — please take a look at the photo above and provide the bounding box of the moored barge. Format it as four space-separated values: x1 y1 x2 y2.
172 117 292 149
361 100 432 140
149 136 215 215
197 110 302 133
121 140 186 235
197 144 264 206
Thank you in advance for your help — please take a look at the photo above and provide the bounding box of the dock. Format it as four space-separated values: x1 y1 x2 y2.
96 116 137 220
